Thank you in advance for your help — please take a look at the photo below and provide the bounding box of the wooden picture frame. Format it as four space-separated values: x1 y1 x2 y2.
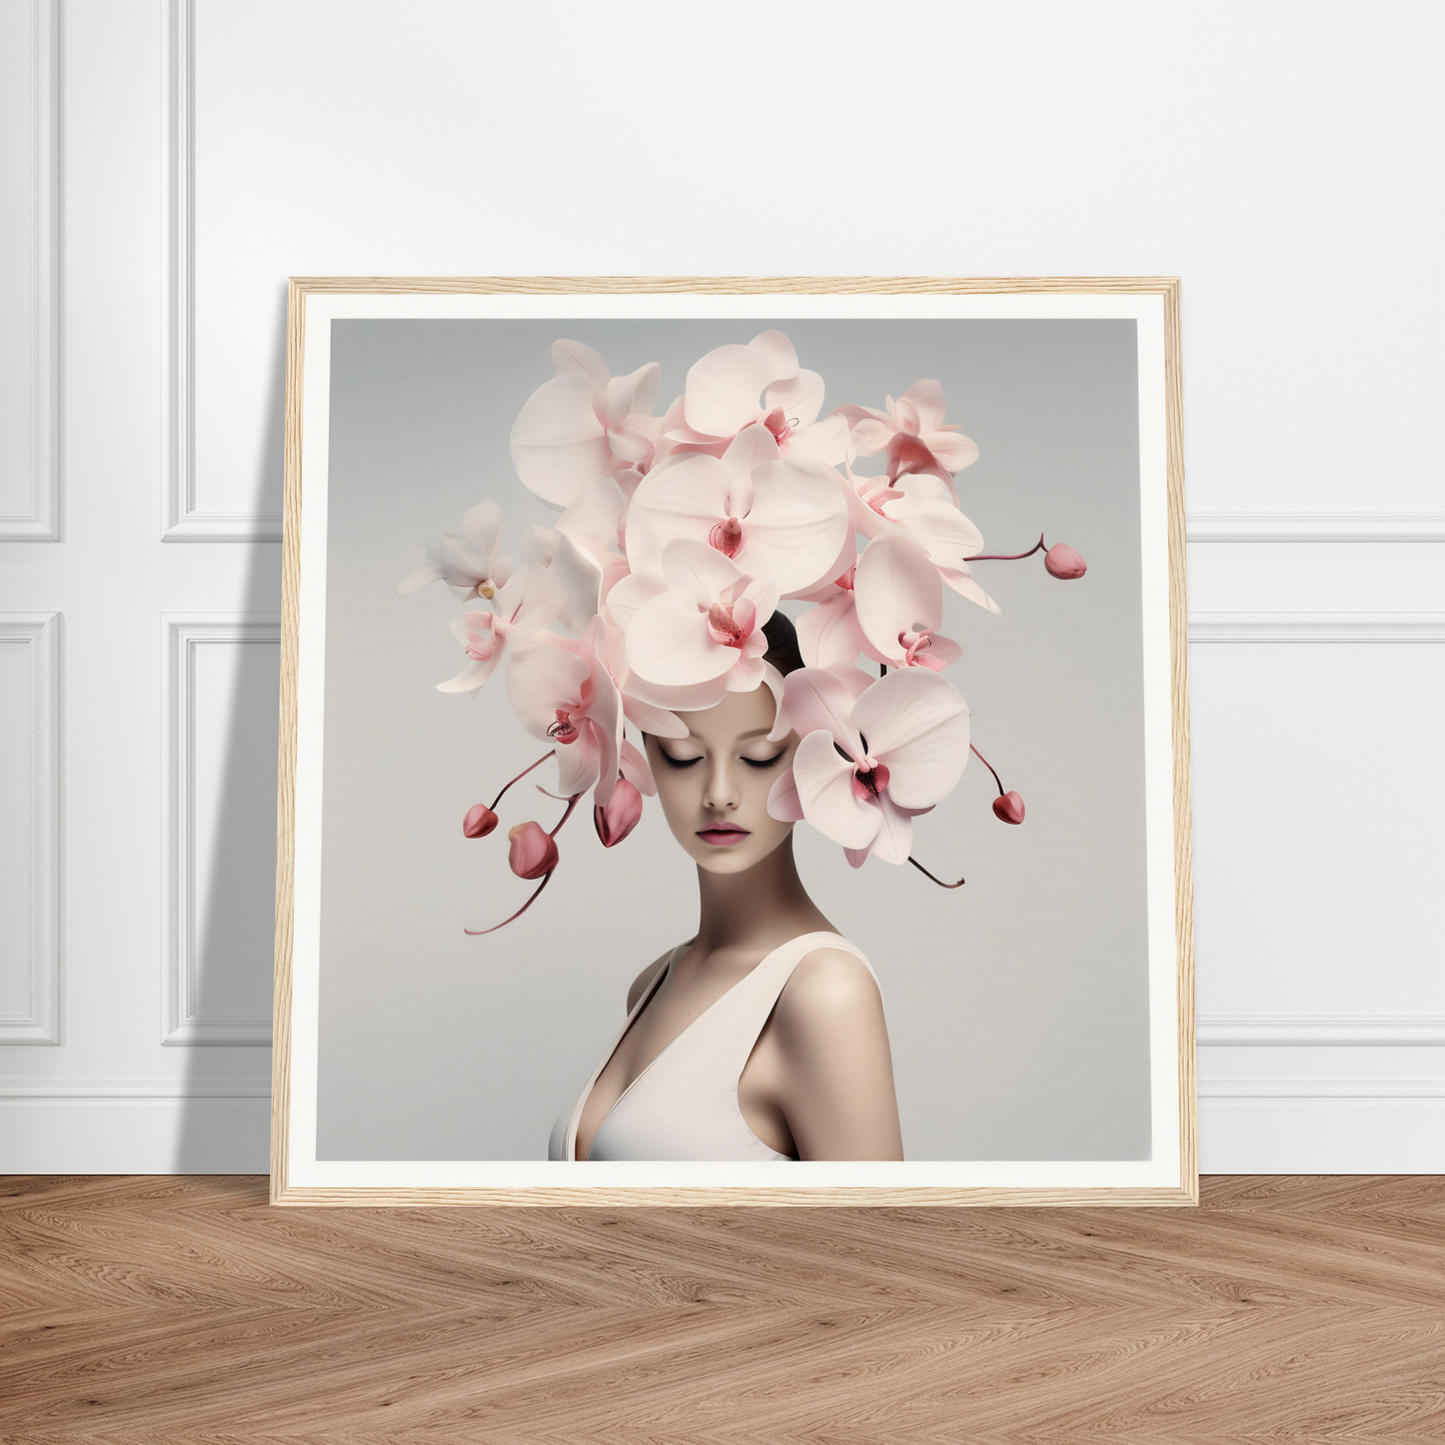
271 277 1195 1206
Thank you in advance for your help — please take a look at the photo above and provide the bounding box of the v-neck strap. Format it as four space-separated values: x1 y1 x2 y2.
564 932 877 1163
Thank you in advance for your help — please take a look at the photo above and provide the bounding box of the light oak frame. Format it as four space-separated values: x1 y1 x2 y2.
271 277 1195 1207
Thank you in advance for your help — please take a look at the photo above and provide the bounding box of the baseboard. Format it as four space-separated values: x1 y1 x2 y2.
1199 1097 1445 1173
0 1097 270 1173
5 1095 1442 1176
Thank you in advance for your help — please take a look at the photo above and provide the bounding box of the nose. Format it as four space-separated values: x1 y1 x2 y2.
701 754 741 812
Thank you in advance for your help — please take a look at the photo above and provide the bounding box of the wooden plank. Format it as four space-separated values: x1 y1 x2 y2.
2 1176 1441 1442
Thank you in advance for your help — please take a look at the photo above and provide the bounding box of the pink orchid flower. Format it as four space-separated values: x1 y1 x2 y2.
626 425 852 597
397 500 514 600
614 539 780 704
841 458 999 615
436 565 553 694
505 619 623 804
768 664 970 866
671 330 850 466
520 524 605 637
509 339 663 507
853 535 963 672
795 564 870 670
833 379 979 480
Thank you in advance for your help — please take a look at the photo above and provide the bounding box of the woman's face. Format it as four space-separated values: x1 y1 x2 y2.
645 684 799 875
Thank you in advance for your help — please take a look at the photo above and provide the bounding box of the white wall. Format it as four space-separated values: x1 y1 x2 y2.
1 0 1441 1173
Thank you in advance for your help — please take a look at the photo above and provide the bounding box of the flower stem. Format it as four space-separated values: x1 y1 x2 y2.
907 856 966 889
549 793 583 838
970 743 1006 798
464 870 553 936
969 533 1047 563
489 749 555 811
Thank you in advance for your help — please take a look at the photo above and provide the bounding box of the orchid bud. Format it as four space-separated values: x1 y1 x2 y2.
507 821 558 879
463 803 498 839
1044 543 1087 579
992 791 1025 825
594 779 643 848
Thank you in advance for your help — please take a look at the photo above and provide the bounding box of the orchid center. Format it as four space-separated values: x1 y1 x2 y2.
547 708 580 744
708 515 745 559
762 406 794 447
852 759 891 801
705 600 754 650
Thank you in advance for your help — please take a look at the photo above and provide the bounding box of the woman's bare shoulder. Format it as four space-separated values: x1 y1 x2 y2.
774 947 885 1033
625 947 676 1013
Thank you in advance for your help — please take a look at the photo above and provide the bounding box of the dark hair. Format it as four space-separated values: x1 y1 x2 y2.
761 611 805 676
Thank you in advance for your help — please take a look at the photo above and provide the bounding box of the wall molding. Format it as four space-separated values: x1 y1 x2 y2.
1188 611 1445 644
160 0 281 543
0 614 61 1043
1198 1015 1445 1047
161 614 280 1045
1200 1077 1445 1099
1 0 60 541
0 1077 269 1099
1186 512 1445 543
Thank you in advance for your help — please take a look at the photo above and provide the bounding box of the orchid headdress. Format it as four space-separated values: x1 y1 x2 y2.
399 331 1086 932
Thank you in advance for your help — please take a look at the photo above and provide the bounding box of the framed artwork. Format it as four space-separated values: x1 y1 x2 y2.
270 277 1195 1206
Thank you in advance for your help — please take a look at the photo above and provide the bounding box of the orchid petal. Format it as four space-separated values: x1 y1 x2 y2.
684 343 773 437
792 731 881 849
555 728 602 799
620 691 688 738
460 500 503 559
925 430 980 473
729 458 851 595
764 369 825 429
854 534 942 663
603 569 667 630
938 566 1002 614
844 846 870 870
767 767 804 822
796 592 866 670
782 667 865 759
625 454 733 578
437 654 499 694
844 417 895 455
868 792 915 865
504 640 591 737
550 338 610 395
557 476 626 573
899 379 947 434
719 423 780 479
760 661 791 741
783 412 850 466
619 670 729 712
510 372 612 506
748 330 799 380
660 538 743 613
851 669 970 809
606 362 661 427
619 738 656 796
396 561 442 595
522 526 599 634
626 595 737 687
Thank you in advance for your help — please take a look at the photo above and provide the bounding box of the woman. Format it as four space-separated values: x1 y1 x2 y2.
548 616 906 1163
401 329 1083 1165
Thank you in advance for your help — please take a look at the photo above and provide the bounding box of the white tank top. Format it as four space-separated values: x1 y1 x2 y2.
548 931 878 1162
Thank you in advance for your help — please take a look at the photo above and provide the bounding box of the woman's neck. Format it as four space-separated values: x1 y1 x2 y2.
692 835 832 956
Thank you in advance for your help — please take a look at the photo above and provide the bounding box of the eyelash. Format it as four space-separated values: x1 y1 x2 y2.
658 751 786 771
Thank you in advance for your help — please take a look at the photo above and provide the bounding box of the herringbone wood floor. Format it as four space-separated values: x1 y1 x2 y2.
2 1176 1442 1443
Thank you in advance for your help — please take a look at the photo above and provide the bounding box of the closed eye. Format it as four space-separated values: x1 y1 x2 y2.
658 750 703 769
741 751 786 770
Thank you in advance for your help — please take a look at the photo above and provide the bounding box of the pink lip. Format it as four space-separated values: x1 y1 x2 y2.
696 826 751 847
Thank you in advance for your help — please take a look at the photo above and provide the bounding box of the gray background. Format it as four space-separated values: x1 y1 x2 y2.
315 317 1148 1161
